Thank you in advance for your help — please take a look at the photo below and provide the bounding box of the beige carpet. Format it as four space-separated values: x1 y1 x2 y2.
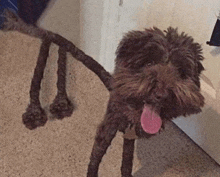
1 31 220 177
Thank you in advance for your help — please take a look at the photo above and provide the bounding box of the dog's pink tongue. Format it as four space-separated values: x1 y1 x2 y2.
141 105 162 134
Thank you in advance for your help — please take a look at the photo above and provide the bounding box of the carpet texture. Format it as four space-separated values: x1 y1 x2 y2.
1 31 220 177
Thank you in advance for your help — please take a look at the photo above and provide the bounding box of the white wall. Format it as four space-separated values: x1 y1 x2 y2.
39 0 105 63
39 0 80 45
79 0 104 61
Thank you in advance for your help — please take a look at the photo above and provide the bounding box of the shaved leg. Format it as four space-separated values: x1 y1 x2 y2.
87 116 119 177
121 138 135 177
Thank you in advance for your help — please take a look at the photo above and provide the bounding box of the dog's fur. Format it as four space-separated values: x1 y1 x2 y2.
87 27 205 177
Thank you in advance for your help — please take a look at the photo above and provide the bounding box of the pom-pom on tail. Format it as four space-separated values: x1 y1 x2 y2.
50 46 74 119
22 38 51 130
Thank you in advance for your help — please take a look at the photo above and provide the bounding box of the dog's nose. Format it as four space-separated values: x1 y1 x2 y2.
155 94 162 100
154 90 165 101
152 86 169 102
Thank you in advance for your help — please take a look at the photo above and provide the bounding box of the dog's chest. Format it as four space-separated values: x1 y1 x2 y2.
121 103 142 124
119 103 160 138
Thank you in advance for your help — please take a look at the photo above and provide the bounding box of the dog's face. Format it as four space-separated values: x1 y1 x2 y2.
113 27 204 133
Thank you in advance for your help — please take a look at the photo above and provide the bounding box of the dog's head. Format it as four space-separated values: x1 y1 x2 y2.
113 27 204 134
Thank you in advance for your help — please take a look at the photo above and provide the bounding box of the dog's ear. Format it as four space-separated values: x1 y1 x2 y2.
197 61 204 74
166 27 204 74
115 28 167 69
116 31 153 59
115 31 154 69
165 27 179 42
191 43 204 74
116 27 166 59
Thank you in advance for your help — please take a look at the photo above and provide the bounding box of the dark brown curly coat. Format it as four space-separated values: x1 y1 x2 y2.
87 27 204 177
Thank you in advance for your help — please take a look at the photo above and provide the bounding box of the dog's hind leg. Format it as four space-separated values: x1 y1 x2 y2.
121 138 135 177
87 108 120 177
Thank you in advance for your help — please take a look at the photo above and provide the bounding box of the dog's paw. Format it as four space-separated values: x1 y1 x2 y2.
49 96 74 119
159 122 165 134
22 104 48 130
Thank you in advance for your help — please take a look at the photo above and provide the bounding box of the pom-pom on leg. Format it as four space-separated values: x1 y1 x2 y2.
50 46 74 119
22 38 51 130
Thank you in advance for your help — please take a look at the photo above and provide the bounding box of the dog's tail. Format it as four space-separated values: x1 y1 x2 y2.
2 10 113 130
2 9 113 91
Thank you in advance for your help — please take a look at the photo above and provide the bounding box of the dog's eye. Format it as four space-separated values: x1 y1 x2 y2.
179 69 186 79
147 61 154 66
178 68 191 79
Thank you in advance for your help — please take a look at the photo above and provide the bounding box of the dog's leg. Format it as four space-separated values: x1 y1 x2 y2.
121 138 135 177
87 113 119 177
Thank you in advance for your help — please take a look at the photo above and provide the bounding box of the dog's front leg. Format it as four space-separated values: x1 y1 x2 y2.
87 112 119 177
121 138 135 177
